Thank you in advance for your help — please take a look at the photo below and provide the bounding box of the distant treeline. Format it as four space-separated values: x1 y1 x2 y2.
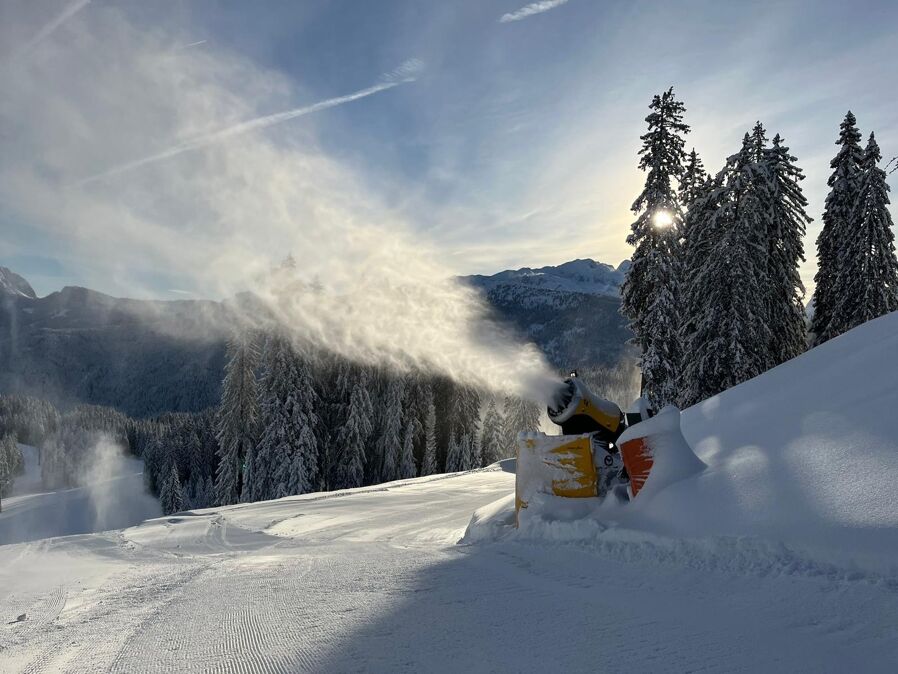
0 354 640 515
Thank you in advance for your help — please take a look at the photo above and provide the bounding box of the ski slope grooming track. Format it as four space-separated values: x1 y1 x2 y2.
0 461 897 672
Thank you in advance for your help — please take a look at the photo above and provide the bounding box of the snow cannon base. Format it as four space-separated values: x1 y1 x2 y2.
617 405 706 500
515 433 597 526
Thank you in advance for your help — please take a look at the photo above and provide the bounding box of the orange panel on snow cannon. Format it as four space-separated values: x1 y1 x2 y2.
619 436 653 498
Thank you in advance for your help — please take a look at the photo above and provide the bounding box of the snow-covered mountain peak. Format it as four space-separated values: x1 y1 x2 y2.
464 258 627 297
0 266 36 299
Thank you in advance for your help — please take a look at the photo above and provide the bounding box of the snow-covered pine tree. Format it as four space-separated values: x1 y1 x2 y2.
214 332 260 505
271 348 320 499
445 431 462 473
811 112 865 345
680 134 773 402
332 375 373 489
763 134 811 364
621 87 689 408
479 399 503 467
746 121 778 371
241 443 256 503
500 395 540 457
458 433 476 472
159 464 183 515
747 121 768 162
464 428 481 470
829 132 898 334
375 377 404 483
252 335 318 501
249 336 279 501
420 386 438 476
679 148 708 212
399 421 417 479
320 358 352 491
450 385 481 447
678 172 724 407
403 374 426 470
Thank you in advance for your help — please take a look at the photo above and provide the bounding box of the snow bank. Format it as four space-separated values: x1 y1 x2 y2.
467 310 898 575
617 405 707 500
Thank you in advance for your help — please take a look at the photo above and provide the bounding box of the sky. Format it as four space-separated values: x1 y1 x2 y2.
0 0 896 299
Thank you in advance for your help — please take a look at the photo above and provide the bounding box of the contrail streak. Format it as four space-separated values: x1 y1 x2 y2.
177 40 208 51
80 78 413 185
499 0 570 23
17 0 91 59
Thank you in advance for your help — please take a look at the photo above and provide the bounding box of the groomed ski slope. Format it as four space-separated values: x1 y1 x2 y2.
2 311 898 672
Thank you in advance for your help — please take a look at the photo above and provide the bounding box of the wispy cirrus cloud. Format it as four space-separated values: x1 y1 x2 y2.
14 0 91 60
499 0 570 23
176 39 208 51
81 62 422 185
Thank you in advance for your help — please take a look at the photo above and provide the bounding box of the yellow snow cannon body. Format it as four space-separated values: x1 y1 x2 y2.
514 433 598 525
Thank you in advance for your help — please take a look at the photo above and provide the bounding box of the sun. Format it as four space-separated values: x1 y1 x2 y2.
653 210 673 229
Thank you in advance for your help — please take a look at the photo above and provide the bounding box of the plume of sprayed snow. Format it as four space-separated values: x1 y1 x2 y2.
0 5 558 403
0 436 160 545
78 434 161 532
499 0 570 23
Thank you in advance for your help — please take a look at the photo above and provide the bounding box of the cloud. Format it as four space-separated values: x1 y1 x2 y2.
499 0 570 23
80 76 418 185
13 0 91 61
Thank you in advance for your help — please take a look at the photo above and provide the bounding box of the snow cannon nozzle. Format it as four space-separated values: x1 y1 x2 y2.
547 378 577 418
546 377 624 443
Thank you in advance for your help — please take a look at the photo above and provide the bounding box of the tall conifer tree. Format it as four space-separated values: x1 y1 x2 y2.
332 375 373 489
253 336 319 501
479 399 503 467
214 334 260 505
420 386 439 476
680 134 772 402
812 112 864 345
160 464 184 515
400 421 417 479
621 87 689 408
830 133 898 333
763 134 811 363
376 378 404 483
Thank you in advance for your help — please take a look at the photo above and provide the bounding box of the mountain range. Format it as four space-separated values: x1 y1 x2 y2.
0 261 632 417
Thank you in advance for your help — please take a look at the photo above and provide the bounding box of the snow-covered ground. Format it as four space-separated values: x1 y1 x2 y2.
2 463 896 673
3 311 898 672
0 445 161 546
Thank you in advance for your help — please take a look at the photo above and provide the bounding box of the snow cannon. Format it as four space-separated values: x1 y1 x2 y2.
515 377 702 526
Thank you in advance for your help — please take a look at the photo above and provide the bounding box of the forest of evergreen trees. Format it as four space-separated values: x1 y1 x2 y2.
4 347 625 514
209 333 550 512
623 88 898 410
0 351 636 515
